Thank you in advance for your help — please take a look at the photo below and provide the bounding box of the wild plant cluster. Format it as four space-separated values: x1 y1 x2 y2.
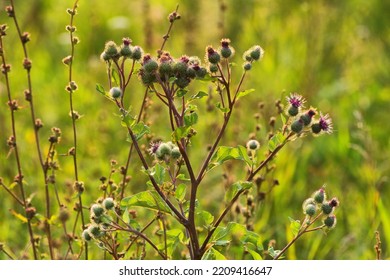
0 1 338 260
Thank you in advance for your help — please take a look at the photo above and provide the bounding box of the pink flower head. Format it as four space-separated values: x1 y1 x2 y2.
286 93 306 108
319 113 333 134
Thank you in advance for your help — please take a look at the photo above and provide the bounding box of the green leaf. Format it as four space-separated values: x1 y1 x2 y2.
196 73 217 82
122 207 130 224
268 246 283 259
289 217 301 237
216 102 230 113
202 247 227 260
212 222 246 242
172 126 191 141
197 210 214 225
129 219 141 231
280 113 287 125
184 112 198 126
111 68 120 86
225 181 254 202
168 76 177 84
9 209 27 223
214 240 230 247
268 132 286 152
149 163 166 185
96 83 105 95
176 89 188 97
236 88 255 100
208 146 252 171
176 173 190 181
246 248 263 260
120 113 135 128
131 122 150 141
241 230 263 251
175 183 187 202
191 91 208 99
121 190 172 214
237 145 253 167
157 228 185 257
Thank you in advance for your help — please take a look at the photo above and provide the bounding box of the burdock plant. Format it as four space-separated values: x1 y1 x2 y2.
89 7 337 260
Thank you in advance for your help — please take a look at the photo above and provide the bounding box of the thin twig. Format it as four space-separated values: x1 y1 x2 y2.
66 0 87 259
0 30 38 260
158 5 180 55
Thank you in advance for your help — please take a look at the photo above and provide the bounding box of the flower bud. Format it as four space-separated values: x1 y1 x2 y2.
300 109 316 126
101 50 112 61
21 32 30 44
206 46 220 64
313 187 326 204
73 181 85 194
131 46 143 60
104 41 119 59
304 204 317 217
72 36 80 45
329 197 339 208
246 139 260 151
209 64 218 73
156 142 172 161
140 71 156 86
220 38 234 59
321 202 333 215
120 45 132 58
120 37 133 58
288 106 299 116
159 61 173 78
5 6 14 17
142 54 158 73
175 77 190 89
171 146 181 159
186 67 197 79
82 229 92 241
62 55 72 65
168 11 180 22
59 207 70 222
173 60 188 76
91 204 104 217
311 123 321 134
312 113 333 135
243 62 252 71
88 225 101 238
194 67 206 78
102 197 115 210
249 45 264 61
23 58 32 70
323 215 337 228
26 207 36 220
291 119 304 133
302 198 316 211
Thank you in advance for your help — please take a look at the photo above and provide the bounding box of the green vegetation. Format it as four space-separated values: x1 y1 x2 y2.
0 0 388 260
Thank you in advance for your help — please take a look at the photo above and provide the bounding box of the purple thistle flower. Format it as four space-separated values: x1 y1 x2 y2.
122 37 132 46
319 113 333 134
148 141 161 155
286 93 306 108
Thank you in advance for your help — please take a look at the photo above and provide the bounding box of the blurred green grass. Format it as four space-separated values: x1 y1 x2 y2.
0 0 389 259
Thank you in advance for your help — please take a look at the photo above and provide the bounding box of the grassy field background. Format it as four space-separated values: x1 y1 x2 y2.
0 0 389 259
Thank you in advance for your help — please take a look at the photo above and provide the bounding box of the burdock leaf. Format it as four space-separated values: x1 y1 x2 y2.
95 83 105 95
121 190 172 214
236 88 255 100
225 181 254 202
